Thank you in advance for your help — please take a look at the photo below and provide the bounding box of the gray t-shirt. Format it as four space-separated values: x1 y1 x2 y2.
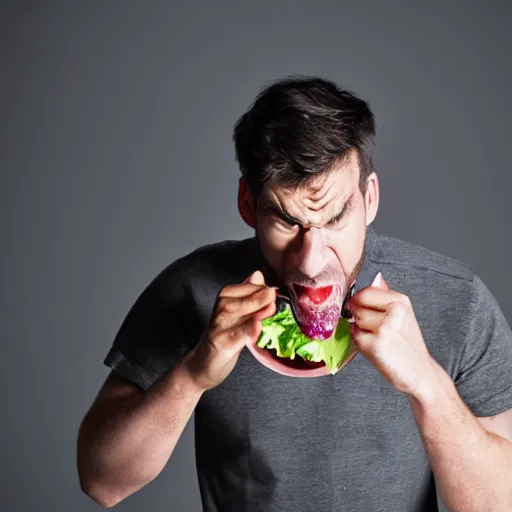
104 226 512 512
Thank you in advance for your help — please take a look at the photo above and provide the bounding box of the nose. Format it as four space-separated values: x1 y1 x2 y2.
291 227 327 280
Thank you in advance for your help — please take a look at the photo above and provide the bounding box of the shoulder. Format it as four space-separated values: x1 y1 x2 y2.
186 237 256 265
121 237 256 326
372 231 475 283
178 237 256 275
154 237 257 291
368 230 481 323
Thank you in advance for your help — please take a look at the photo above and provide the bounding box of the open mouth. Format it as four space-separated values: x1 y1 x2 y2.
292 284 336 306
246 282 356 377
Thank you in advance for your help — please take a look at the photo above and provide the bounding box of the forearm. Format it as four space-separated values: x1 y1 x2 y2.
78 360 203 507
409 358 512 511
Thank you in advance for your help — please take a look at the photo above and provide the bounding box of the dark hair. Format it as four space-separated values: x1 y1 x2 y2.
233 76 376 202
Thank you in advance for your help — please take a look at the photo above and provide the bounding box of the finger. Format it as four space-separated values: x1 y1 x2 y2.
348 287 405 312
216 286 276 327
241 270 265 285
248 270 266 286
352 308 386 332
242 271 256 284
233 316 263 346
350 323 375 349
243 298 277 322
383 301 408 331
219 282 268 298
215 316 262 353
243 316 264 343
347 288 394 312
236 286 276 316
372 272 389 291
346 272 392 312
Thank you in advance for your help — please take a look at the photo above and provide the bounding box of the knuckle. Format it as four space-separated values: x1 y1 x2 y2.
350 328 364 346
228 328 240 342
398 294 411 307
223 299 238 314
376 323 389 337
358 288 369 299
206 325 223 342
218 285 234 297
351 290 363 305
246 287 267 307
211 314 227 331
211 310 231 331
388 301 398 314
215 296 227 311
391 300 406 314
352 290 367 306
210 316 221 331
210 317 221 333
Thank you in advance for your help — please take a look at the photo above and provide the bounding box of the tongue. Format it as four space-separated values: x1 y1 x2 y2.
295 284 333 305
292 285 342 340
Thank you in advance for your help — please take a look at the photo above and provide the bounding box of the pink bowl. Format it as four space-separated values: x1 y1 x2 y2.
244 337 358 378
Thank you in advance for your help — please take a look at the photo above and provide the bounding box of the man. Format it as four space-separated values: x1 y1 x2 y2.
77 77 512 511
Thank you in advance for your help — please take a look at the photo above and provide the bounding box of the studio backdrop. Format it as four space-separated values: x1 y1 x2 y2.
1 1 511 511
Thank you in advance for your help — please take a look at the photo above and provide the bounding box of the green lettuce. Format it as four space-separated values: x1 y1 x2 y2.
256 305 353 375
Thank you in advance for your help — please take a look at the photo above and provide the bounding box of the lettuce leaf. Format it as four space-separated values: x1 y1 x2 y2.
256 305 353 374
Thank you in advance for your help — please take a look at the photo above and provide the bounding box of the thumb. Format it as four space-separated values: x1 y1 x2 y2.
371 272 389 291
244 270 266 285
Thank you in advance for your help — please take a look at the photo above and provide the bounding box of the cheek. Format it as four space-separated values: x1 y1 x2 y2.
256 218 289 269
324 218 366 270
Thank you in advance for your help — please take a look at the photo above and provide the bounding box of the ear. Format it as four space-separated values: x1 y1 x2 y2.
363 172 380 226
238 175 257 228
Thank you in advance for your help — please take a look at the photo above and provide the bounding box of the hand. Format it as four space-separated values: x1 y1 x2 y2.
182 270 276 392
345 272 435 397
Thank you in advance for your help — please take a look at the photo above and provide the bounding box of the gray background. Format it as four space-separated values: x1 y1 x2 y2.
1 1 511 511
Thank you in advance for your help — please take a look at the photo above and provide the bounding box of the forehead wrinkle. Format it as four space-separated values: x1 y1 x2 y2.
261 191 352 229
304 165 348 204
304 185 342 213
305 174 331 200
297 195 348 227
264 176 349 222
307 202 330 213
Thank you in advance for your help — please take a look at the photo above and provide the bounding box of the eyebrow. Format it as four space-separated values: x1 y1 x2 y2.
262 194 354 228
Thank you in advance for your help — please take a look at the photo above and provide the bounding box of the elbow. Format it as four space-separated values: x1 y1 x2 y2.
79 479 124 508
77 432 126 507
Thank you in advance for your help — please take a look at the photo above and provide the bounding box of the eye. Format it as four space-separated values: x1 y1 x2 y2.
283 219 300 229
327 215 348 230
274 216 300 231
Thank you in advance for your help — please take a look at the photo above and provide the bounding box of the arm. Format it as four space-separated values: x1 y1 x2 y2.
409 357 512 512
347 272 512 512
77 360 203 508
78 270 275 508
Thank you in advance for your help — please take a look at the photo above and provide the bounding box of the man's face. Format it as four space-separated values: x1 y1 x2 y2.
255 150 371 308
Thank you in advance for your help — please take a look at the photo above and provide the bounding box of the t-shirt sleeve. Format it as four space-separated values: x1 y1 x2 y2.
454 274 512 417
103 257 197 390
